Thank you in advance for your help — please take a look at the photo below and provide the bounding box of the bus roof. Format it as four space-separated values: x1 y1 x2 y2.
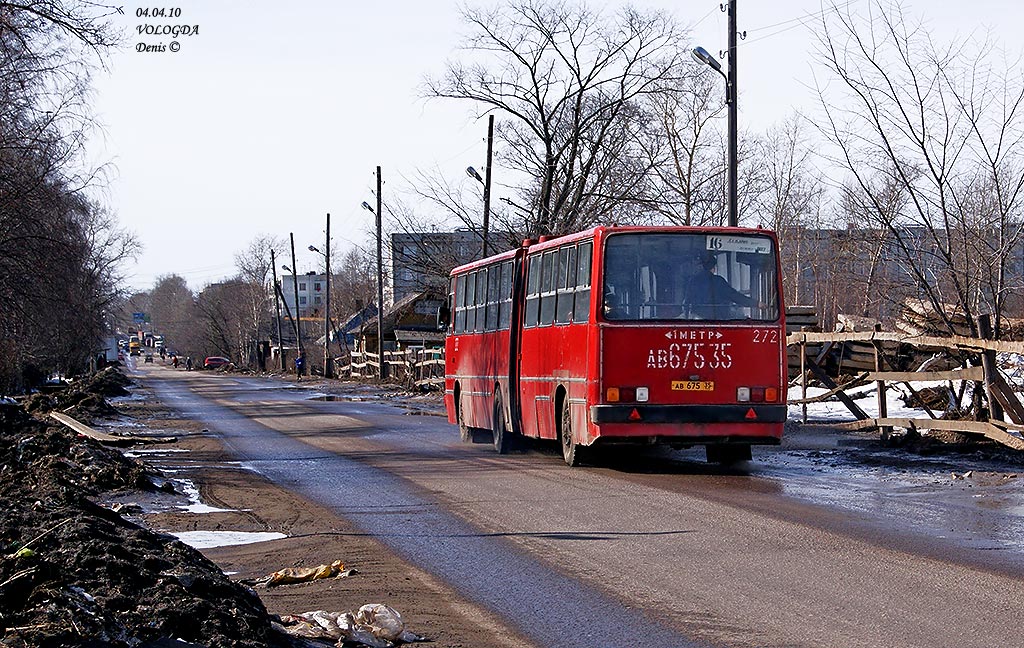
448 225 777 276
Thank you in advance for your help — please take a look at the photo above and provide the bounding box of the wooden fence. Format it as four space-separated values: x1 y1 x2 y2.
336 348 445 389
788 326 1024 451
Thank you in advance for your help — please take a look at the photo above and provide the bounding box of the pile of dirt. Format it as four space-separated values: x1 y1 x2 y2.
0 401 292 647
23 368 132 422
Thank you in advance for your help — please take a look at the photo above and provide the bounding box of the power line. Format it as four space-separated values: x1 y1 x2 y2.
741 0 861 46
691 5 718 29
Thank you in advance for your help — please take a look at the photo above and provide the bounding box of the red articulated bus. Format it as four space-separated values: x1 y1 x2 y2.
441 225 786 466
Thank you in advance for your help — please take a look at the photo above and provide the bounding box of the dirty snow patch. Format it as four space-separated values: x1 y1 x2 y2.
170 531 286 549
174 478 234 513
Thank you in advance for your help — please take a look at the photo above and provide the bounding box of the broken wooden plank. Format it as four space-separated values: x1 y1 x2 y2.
988 376 1024 426
49 412 175 445
787 330 1024 355
862 366 986 382
786 372 870 405
804 359 869 420
835 417 1024 451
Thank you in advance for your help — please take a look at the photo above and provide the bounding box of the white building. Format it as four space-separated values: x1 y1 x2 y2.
279 273 328 318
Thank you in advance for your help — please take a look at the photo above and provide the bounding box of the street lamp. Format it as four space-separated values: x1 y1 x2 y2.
691 46 723 74
692 3 739 228
308 213 332 380
361 170 386 380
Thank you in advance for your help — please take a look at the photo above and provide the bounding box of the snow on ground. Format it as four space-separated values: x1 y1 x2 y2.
173 478 235 513
788 381 932 423
169 531 286 549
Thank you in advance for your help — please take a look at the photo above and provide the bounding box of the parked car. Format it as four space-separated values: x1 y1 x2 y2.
203 356 231 369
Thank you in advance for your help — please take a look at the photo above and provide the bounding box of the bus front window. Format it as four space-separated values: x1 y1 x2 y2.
602 233 779 322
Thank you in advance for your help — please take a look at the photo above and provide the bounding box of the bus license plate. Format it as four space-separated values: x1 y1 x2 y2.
672 380 714 391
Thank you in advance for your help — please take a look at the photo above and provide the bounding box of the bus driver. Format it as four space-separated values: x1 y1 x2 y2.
683 253 763 319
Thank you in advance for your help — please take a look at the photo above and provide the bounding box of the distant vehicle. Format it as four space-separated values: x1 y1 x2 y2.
203 356 231 369
102 337 119 364
129 335 141 356
144 354 154 363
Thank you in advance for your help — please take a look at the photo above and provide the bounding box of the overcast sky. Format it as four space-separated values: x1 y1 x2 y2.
88 1 1018 292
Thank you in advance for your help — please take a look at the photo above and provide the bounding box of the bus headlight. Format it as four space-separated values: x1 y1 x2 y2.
736 387 751 402
636 387 649 402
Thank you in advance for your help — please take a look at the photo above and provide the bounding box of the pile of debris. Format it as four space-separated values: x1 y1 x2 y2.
895 298 974 337
22 367 134 423
1 368 430 647
0 400 289 647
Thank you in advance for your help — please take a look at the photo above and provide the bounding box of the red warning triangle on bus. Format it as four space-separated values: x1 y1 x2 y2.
629 408 642 421
745 408 757 420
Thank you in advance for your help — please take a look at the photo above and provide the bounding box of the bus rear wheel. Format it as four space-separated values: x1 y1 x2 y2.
560 399 584 467
492 390 511 454
457 393 483 443
706 444 752 465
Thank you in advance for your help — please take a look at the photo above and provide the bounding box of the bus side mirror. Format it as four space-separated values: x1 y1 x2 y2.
436 301 451 330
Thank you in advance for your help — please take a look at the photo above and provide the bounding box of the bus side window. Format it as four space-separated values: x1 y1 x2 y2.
539 250 557 325
555 245 576 324
525 255 541 328
465 272 477 332
475 267 487 332
574 241 592 323
455 274 467 333
498 261 513 330
486 262 500 331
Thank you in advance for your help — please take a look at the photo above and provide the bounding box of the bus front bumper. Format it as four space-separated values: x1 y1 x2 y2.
590 404 787 425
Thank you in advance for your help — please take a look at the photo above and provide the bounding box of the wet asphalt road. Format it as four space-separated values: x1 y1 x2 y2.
139 366 1024 648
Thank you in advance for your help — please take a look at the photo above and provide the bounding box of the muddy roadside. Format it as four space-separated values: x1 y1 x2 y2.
113 375 530 648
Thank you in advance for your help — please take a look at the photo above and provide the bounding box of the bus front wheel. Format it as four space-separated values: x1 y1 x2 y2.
560 399 583 467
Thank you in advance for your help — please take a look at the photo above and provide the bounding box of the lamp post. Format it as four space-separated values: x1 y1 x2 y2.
309 214 332 379
466 114 494 257
361 166 386 380
692 0 739 228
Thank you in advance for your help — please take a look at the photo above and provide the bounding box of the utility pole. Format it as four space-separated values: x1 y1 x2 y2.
375 166 386 381
482 114 494 256
289 232 304 375
270 249 285 371
323 212 333 379
727 0 739 227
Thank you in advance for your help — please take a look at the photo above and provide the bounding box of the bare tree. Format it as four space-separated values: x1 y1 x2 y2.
640 70 726 225
194 279 253 362
0 1 131 390
814 1 1024 337
146 275 197 354
233 234 284 366
424 1 690 236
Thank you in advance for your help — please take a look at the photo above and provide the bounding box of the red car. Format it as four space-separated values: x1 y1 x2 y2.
203 356 231 369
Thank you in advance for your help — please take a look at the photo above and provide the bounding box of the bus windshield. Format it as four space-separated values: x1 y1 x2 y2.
602 232 779 322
